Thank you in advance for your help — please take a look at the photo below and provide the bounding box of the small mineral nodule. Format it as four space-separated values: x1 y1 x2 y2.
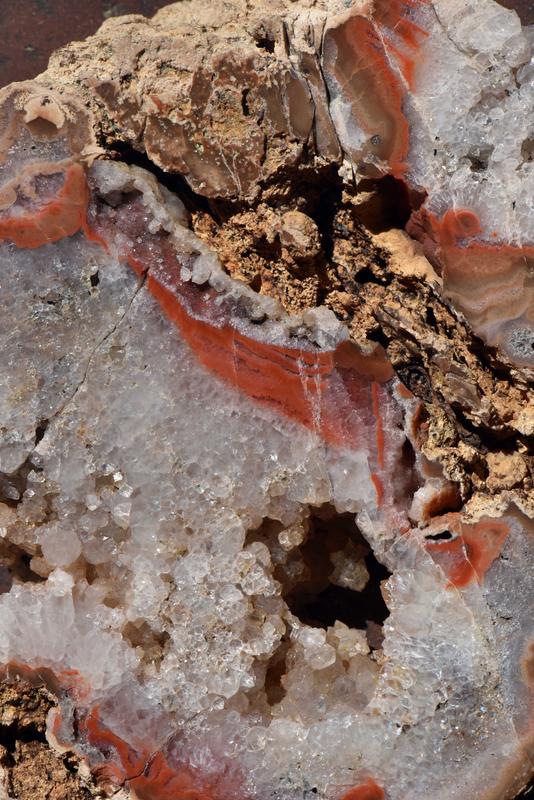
0 2 533 800
279 211 321 261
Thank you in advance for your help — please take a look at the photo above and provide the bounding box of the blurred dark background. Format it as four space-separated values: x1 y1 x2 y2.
0 0 169 87
500 0 534 21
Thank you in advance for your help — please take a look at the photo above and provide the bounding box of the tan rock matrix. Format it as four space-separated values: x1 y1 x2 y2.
0 2 532 800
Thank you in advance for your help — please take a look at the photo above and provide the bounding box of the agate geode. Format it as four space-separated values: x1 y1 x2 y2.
0 2 532 800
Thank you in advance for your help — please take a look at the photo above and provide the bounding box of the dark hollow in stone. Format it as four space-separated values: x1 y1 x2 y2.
288 553 391 636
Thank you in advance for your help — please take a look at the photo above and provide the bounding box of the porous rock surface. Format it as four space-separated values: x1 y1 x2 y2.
0 3 533 800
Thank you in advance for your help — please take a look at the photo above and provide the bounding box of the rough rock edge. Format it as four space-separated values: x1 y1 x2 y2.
0 680 104 800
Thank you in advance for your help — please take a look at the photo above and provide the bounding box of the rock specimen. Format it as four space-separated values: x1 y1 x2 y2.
0 2 532 800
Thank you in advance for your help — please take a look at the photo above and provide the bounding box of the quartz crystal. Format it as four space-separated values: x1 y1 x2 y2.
0 2 532 800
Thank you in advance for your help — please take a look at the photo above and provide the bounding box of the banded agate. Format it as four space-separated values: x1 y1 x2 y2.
0 3 532 800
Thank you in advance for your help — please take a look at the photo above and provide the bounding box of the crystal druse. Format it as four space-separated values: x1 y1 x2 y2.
0 2 533 800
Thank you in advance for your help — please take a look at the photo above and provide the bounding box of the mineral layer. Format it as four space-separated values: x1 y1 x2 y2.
0 2 532 800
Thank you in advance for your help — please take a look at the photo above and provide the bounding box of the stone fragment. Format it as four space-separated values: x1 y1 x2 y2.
0 3 532 800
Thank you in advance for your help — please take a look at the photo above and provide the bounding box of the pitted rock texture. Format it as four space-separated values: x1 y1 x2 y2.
0 2 533 800
0 678 97 800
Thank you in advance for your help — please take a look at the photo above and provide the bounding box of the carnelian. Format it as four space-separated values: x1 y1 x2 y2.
0 163 89 248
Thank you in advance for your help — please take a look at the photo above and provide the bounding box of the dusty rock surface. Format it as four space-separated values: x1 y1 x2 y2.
0 680 97 800
43 0 346 198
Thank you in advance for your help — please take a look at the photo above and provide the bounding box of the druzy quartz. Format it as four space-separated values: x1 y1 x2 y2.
0 2 532 800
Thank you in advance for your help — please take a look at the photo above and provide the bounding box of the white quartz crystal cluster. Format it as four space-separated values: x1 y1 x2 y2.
407 0 530 231
402 0 534 362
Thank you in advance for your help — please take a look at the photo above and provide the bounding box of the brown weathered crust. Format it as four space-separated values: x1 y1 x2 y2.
39 0 348 199
0 678 98 800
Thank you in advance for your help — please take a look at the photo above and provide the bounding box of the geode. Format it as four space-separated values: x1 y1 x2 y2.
0 2 532 800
